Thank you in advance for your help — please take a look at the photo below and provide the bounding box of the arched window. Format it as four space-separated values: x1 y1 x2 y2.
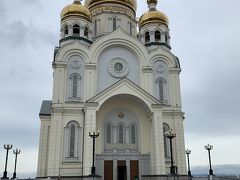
94 20 97 36
118 124 124 144
69 124 76 157
84 27 88 38
64 25 68 36
130 124 137 144
64 121 81 160
106 124 112 144
73 24 80 36
113 17 117 31
145 32 150 43
69 73 81 99
156 77 167 102
155 31 161 42
163 123 171 158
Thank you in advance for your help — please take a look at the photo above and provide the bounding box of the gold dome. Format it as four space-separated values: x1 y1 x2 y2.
61 0 91 22
139 10 169 28
147 0 158 5
85 0 137 12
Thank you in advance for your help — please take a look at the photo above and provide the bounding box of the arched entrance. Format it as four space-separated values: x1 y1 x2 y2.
95 94 152 180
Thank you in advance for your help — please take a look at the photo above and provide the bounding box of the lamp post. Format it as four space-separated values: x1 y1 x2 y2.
89 131 99 176
165 129 176 174
185 149 192 176
204 144 213 176
1 144 13 179
12 148 21 179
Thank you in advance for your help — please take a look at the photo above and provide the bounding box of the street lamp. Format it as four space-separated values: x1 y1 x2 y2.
89 131 99 176
1 144 13 179
12 148 21 179
204 144 213 176
185 149 192 176
165 129 177 174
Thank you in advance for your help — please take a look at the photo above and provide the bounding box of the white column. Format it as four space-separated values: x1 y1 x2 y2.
80 25 84 37
69 25 73 36
60 28 64 39
140 34 145 43
113 126 118 143
126 126 130 144
150 108 166 175
150 31 155 42
174 115 187 175
160 33 165 43
126 160 130 180
85 64 96 100
142 67 153 94
112 160 117 180
83 107 97 175
46 109 63 176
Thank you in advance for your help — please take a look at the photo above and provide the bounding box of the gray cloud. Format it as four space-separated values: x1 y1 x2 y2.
1 20 57 48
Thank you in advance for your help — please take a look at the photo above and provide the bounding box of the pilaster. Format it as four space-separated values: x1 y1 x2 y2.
85 63 96 100
142 66 153 94
47 107 63 176
83 105 97 175
150 108 166 175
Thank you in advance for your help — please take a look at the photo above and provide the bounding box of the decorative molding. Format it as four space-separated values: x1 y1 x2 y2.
169 67 181 74
90 6 135 19
142 66 153 73
85 63 97 69
108 58 129 78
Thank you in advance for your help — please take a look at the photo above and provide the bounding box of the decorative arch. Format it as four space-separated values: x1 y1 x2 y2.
101 106 140 151
66 55 84 101
90 28 148 66
153 60 169 103
63 121 82 161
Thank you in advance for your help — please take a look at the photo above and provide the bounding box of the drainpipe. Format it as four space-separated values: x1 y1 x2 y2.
81 108 86 179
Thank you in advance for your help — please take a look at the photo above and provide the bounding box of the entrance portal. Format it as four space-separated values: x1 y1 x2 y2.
117 161 127 180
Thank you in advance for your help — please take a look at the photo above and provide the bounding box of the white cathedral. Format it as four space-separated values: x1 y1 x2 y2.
37 0 187 179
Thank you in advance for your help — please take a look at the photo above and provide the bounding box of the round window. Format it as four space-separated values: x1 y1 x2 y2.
108 58 129 78
114 62 123 72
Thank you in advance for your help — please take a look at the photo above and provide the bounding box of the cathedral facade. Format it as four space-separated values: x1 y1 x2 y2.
37 0 187 179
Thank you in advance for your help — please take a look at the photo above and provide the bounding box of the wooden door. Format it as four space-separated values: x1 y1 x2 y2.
104 160 113 180
130 160 139 180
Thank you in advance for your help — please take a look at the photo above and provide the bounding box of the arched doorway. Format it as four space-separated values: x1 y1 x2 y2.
95 94 152 180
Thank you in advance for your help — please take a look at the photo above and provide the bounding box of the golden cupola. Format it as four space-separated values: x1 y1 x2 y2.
85 0 137 12
61 0 91 22
139 0 169 28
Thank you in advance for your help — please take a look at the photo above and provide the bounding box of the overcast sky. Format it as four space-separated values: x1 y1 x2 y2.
0 0 240 177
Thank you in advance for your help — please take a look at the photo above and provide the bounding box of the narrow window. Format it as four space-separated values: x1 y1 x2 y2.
118 125 124 144
64 25 68 36
131 124 136 144
113 17 117 31
69 125 75 157
73 24 80 36
84 27 88 38
94 20 97 36
107 124 111 143
145 32 150 43
156 78 166 102
155 31 161 42
129 22 132 35
72 74 78 97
